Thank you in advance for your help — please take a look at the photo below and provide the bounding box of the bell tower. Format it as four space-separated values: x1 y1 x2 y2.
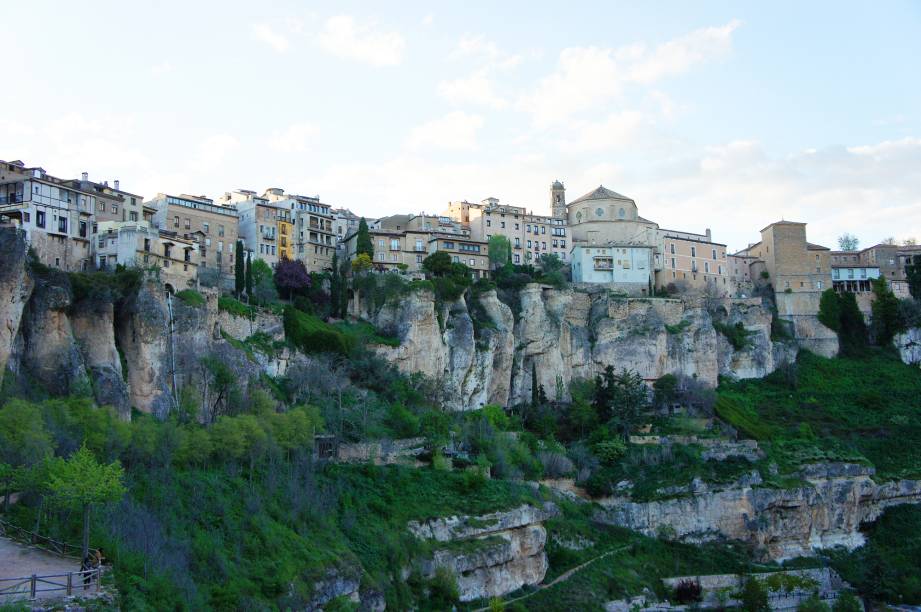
551 180 566 219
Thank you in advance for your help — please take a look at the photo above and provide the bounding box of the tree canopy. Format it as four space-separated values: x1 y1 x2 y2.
487 235 511 269
838 233 860 251
356 218 374 259
274 258 311 299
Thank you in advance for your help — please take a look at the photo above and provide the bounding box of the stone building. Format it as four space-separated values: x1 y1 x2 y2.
148 192 238 280
0 159 94 271
734 221 831 294
71 172 144 225
263 189 336 273
93 220 199 288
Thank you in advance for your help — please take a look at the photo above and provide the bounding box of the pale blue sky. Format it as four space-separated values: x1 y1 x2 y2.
3 1 920 251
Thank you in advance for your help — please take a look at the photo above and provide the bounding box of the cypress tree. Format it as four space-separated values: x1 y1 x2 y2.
245 251 253 298
330 252 341 318
234 240 245 297
907 254 921 300
531 361 539 407
356 218 374 259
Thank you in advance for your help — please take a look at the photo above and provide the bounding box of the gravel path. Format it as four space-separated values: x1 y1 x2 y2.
0 536 81 602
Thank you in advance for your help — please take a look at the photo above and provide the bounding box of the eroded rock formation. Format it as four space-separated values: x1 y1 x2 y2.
594 462 921 561
408 502 559 602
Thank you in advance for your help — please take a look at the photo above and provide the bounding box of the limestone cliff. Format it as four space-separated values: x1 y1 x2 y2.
0 228 33 379
895 327 921 365
366 285 794 410
593 462 921 561
408 502 559 602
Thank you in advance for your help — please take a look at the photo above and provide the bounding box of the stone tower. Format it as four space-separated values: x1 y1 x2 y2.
551 180 566 219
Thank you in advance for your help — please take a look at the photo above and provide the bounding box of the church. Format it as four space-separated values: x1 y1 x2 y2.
555 182 730 296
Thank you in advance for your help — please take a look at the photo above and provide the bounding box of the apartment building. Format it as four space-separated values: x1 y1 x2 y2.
228 191 281 266
149 193 238 279
94 221 199 288
658 229 729 293
263 189 336 273
332 207 370 244
0 160 94 271
728 253 759 297
444 197 569 266
829 250 880 293
70 173 144 225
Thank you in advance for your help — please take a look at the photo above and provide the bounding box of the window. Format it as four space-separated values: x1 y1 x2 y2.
174 216 179 228
514 254 520 263
390 239 400 251
712 249 716 259
37 211 45 228
452 255 459 263
415 238 424 251
817 281 823 289
218 241 224 252
184 218 190 229
691 246 696 257
671 258 676 269
129 211 138 222
514 238 520 247
705 262 710 273
79 221 87 238
561 240 565 248
469 258 475 266
203 222 209 234
23 212 30 223
816 267 821 273
205 238 211 247
58 216 68 233
98 202 106 212
670 243 675 254
112 204 118 214
144 239 151 252
486 219 491 227
514 224 519 230
500 221 505 228
416 254 423 263
541 226 546 234
527 240 532 248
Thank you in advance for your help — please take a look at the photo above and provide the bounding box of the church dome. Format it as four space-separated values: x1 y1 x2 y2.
551 180 564 189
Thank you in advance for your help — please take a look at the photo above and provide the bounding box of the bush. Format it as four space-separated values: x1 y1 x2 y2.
218 296 254 318
713 321 753 350
818 288 841 331
797 593 831 612
538 451 574 478
174 289 205 308
283 306 354 356
739 578 770 612
673 579 702 604
831 591 861 612
593 439 627 465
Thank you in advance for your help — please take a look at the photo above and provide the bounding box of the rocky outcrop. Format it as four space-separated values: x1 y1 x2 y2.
594 462 921 561
367 286 791 410
0 228 33 378
71 299 129 416
895 327 921 365
408 502 559 602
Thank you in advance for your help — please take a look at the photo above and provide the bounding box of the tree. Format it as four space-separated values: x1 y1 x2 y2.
351 253 373 274
422 251 454 276
907 254 921 300
594 367 649 440
356 218 373 259
818 288 842 331
838 233 860 251
904 237 918 246
882 236 896 245
738 577 770 612
531 361 539 407
47 445 126 559
488 235 512 270
245 251 253 298
274 258 311 300
832 591 861 612
251 259 278 305
871 276 903 346
234 240 245 297
330 252 343 318
798 593 831 612
839 291 868 356
653 374 679 408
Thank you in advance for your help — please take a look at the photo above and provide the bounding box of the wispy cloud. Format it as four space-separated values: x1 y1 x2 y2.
318 15 405 66
269 122 320 153
406 112 484 151
252 23 290 53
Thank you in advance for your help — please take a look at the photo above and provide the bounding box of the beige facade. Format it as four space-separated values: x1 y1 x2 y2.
264 189 336 273
658 231 729 294
735 221 831 295
0 160 94 271
728 254 758 297
94 221 199 287
149 193 238 279
71 173 144 225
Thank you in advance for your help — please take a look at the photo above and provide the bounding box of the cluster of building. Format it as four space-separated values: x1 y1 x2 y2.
2 158 917 311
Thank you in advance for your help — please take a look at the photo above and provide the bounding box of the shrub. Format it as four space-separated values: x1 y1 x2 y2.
427 567 459 609
174 289 205 307
818 288 841 331
673 579 702 604
593 439 627 465
831 591 861 612
797 593 831 612
738 578 770 612
537 451 574 478
713 321 753 350
218 296 254 318
283 306 354 356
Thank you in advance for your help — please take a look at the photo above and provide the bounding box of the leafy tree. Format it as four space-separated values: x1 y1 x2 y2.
653 373 679 407
906 254 921 300
538 253 566 287
0 462 15 513
351 253 373 274
356 217 374 259
47 444 126 558
245 251 253 298
831 592 861 612
250 259 278 305
839 291 868 356
882 236 897 245
871 276 903 346
818 288 842 331
488 235 511 270
593 367 649 440
738 577 770 612
234 240 245 297
838 233 860 251
798 593 831 612
274 258 311 300
0 399 54 468
905 237 918 246
423 251 454 276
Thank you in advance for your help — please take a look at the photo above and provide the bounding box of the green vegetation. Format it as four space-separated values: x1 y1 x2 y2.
174 289 205 307
828 504 921 605
68 266 144 305
355 217 373 259
218 295 255 318
717 350 921 479
713 320 754 350
665 320 691 335
488 235 512 269
284 306 356 356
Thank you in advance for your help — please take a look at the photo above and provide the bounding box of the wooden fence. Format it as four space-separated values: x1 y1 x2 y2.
0 518 96 559
0 567 102 601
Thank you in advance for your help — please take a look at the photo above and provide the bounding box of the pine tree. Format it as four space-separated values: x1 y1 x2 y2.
234 240 245 297
356 218 374 259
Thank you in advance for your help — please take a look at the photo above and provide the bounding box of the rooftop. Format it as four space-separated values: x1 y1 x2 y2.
569 185 635 206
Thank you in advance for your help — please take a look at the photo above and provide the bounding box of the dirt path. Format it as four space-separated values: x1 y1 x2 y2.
473 545 629 611
0 536 81 602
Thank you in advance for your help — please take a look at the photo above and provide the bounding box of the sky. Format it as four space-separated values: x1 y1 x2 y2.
2 0 920 252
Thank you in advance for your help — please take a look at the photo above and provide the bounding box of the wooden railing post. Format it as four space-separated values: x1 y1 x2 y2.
67 572 73 595
30 574 36 599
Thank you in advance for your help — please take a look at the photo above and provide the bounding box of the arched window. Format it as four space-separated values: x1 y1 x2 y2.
618 208 625 218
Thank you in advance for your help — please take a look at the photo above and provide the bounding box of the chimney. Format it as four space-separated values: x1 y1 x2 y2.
114 179 120 191
706 228 712 241
81 172 88 182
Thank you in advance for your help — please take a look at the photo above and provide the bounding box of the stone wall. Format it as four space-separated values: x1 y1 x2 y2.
775 292 838 357
217 308 284 342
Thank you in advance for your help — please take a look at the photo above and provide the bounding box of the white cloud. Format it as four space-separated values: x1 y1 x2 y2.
560 111 648 153
450 35 522 70
151 62 173 75
519 20 741 126
406 112 484 151
189 134 240 173
422 14 434 26
318 15 405 66
252 24 290 53
269 122 320 153
438 70 508 109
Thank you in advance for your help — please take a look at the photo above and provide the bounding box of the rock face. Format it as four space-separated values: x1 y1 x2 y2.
408 502 559 602
895 327 921 365
594 462 921 561
71 299 130 416
366 286 793 410
0 228 33 378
